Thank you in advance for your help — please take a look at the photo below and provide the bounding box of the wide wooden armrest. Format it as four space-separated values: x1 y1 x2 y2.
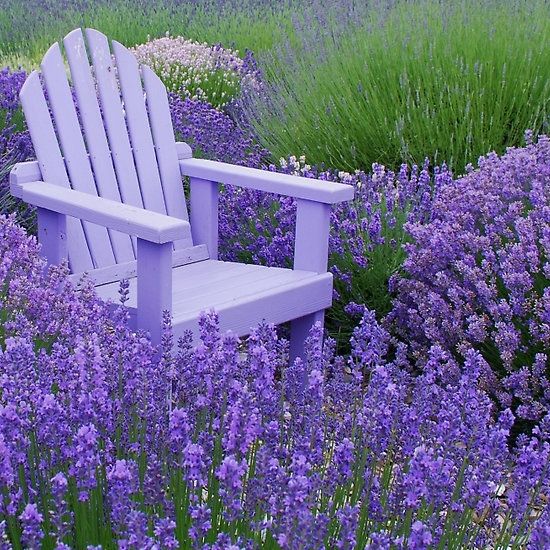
179 158 354 204
10 180 190 244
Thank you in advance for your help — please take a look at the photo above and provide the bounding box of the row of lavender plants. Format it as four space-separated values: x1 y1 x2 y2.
0 213 549 548
0 32 549 546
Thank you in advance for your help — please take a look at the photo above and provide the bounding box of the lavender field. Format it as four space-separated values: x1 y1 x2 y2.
0 0 549 548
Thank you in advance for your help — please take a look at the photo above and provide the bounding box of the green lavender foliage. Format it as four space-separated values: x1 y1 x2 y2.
245 0 550 173
0 0 298 70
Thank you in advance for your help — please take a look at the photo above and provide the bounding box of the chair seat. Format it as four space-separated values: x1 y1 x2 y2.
94 260 333 342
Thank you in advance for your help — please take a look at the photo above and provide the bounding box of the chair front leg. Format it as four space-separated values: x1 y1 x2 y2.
190 177 219 260
290 199 331 364
137 238 172 346
37 207 68 267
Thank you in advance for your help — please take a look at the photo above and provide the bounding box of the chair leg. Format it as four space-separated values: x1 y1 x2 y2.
289 309 325 365
136 239 172 347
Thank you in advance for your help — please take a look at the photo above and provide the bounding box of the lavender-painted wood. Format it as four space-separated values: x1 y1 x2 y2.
174 266 318 314
10 180 190 244
294 199 331 272
63 29 134 264
68 244 208 287
190 177 219 260
290 199 331 360
93 260 332 344
41 42 115 268
19 70 93 272
137 239 172 344
142 66 191 251
37 208 68 266
11 28 357 357
85 29 144 212
95 260 250 307
112 41 167 215
179 158 355 204
8 159 41 184
100 273 331 345
174 273 332 339
175 142 193 160
94 260 327 310
170 261 252 296
289 310 325 364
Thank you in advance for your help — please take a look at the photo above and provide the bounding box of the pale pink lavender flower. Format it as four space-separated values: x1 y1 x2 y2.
132 35 260 109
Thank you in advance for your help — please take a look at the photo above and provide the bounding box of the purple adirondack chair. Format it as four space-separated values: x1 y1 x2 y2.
9 28 354 360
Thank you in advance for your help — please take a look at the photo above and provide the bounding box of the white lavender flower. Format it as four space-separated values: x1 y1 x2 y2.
131 34 260 109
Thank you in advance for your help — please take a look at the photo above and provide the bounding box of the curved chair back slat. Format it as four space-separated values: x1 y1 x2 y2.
63 28 134 264
41 41 116 268
19 27 193 273
142 65 190 249
111 40 168 216
19 71 94 272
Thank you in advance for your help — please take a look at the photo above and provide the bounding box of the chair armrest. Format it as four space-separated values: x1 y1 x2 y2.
179 158 354 204
10 180 190 244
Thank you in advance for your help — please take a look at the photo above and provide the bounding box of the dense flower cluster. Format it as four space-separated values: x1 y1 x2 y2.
0 68 33 229
389 133 550 421
169 93 268 167
132 34 261 109
0 214 548 548
218 155 450 342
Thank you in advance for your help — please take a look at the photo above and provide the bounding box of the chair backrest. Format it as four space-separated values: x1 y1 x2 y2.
20 28 192 274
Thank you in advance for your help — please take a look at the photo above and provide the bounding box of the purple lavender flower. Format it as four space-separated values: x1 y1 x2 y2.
107 459 138 535
0 69 34 230
335 504 359 549
168 408 192 455
188 502 211 545
0 434 14 489
0 204 547 548
528 507 550 549
365 531 393 549
125 510 155 549
154 517 179 550
408 520 433 549
216 455 246 520
69 424 100 502
223 390 261 457
19 503 43 549
50 472 71 543
169 94 268 167
332 438 355 485
389 135 550 420
183 443 209 488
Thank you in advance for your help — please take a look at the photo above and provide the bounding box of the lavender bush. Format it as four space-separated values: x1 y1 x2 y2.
132 35 261 110
0 214 548 547
169 93 268 167
0 68 34 231
389 133 550 424
218 155 451 345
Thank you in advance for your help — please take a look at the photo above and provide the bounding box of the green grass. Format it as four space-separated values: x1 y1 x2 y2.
245 0 550 173
0 0 298 70
3 0 546 175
